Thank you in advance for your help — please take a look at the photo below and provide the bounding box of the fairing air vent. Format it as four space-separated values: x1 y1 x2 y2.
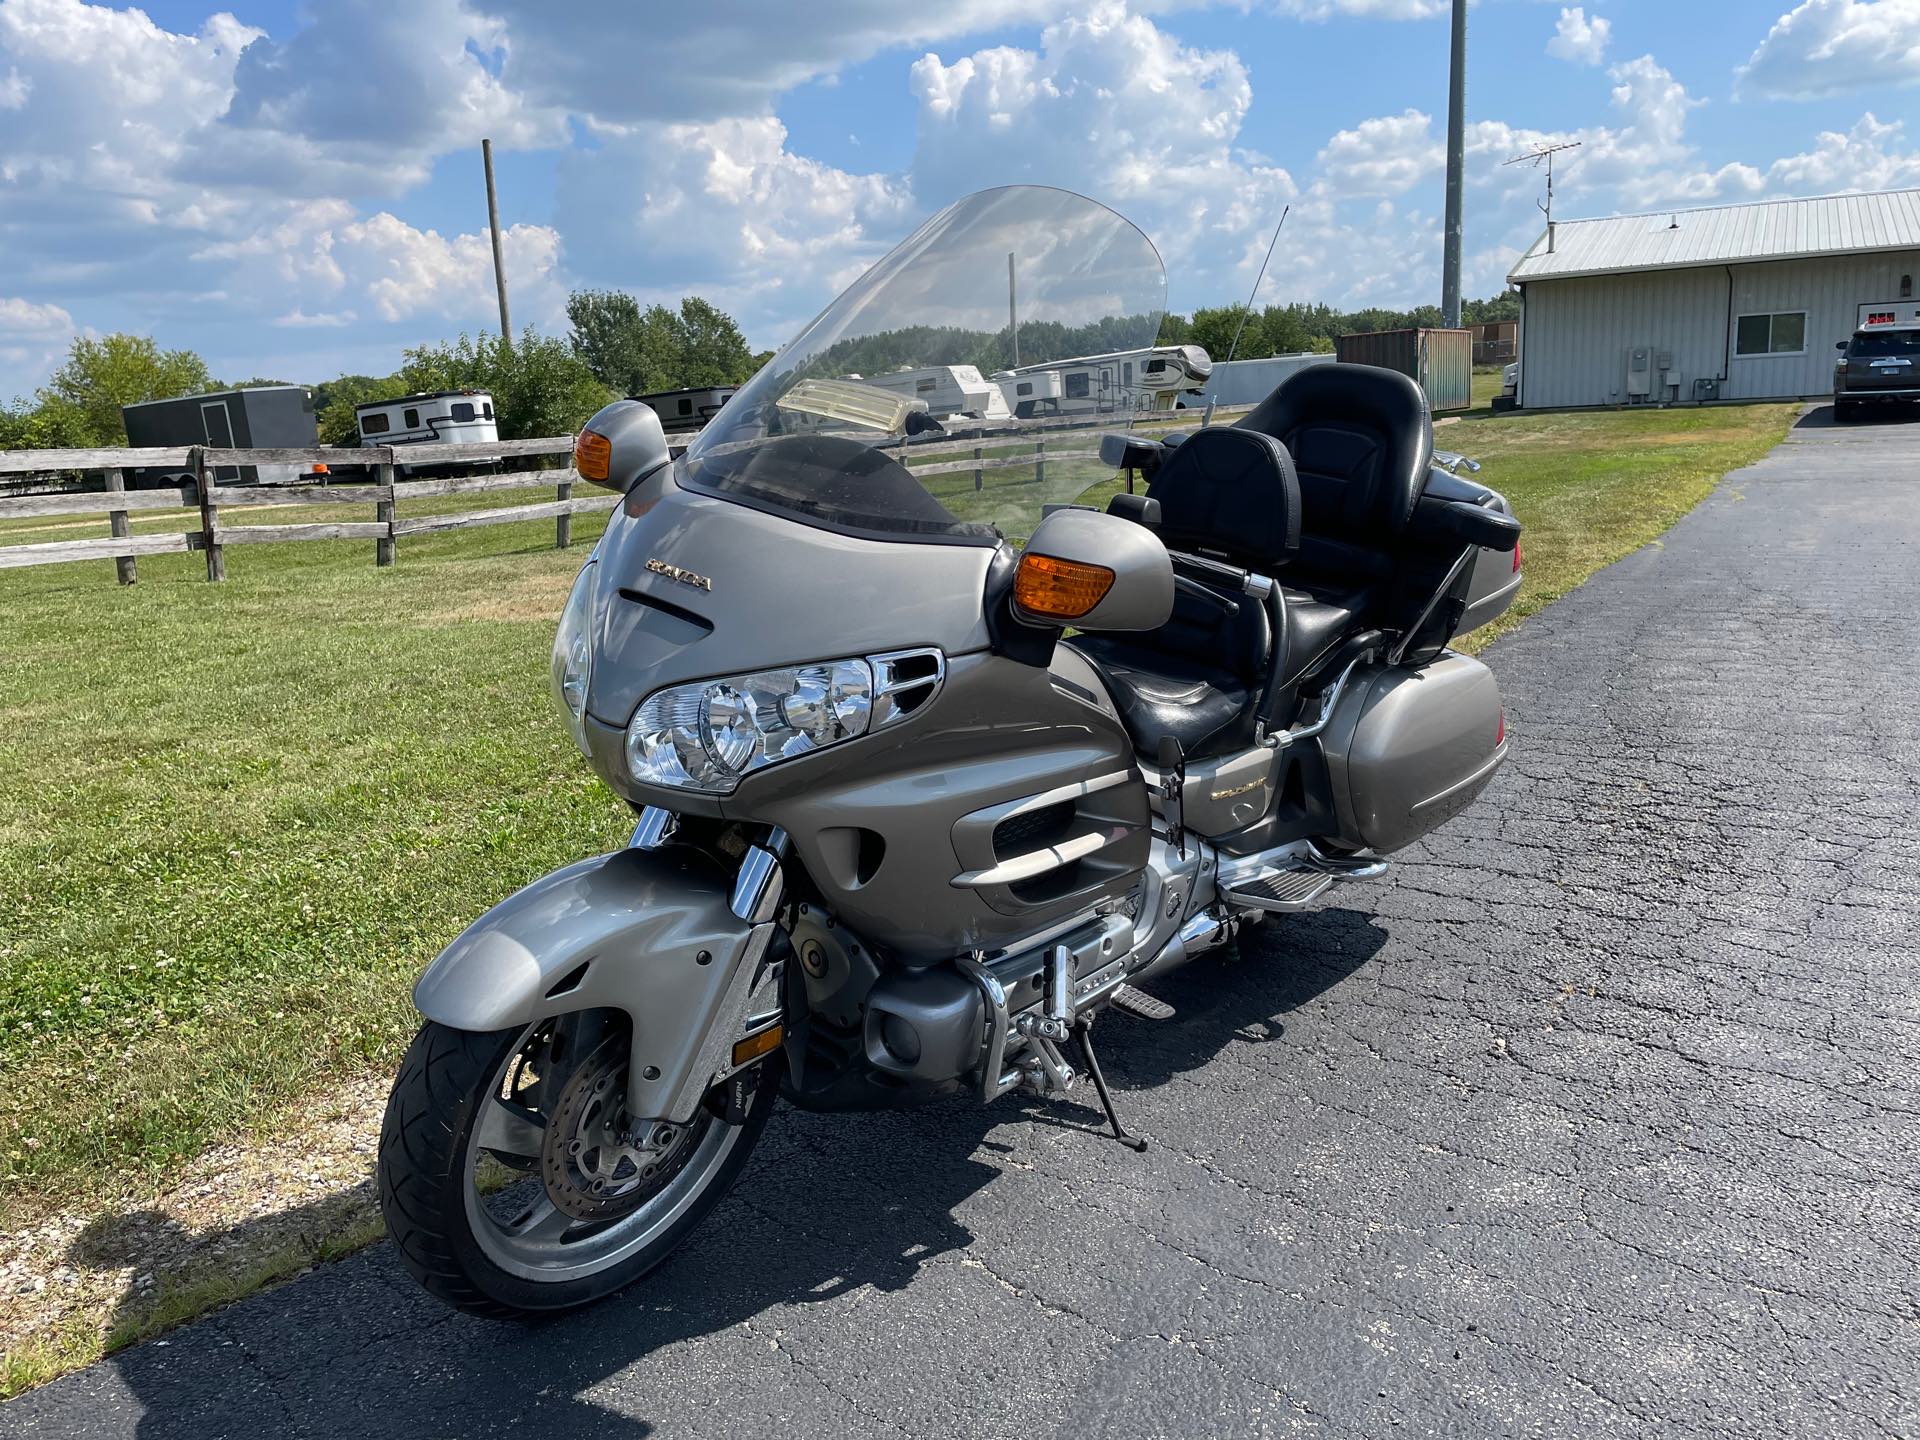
871 647 946 727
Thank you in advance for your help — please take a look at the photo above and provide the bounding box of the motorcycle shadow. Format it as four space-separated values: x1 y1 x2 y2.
53 906 1387 1438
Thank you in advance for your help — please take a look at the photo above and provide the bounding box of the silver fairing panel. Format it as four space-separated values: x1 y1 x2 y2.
585 464 996 733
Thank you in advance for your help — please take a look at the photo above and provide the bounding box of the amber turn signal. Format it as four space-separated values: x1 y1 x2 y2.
731 1024 784 1069
1013 551 1115 620
574 428 612 482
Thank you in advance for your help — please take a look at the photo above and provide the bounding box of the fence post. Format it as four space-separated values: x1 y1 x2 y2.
194 446 225 582
375 457 395 567
973 444 983 492
1034 438 1046 489
555 468 573 550
105 467 135 586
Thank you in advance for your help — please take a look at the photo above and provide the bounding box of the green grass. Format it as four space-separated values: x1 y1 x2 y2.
0 398 1796 1227
0 513 632 1224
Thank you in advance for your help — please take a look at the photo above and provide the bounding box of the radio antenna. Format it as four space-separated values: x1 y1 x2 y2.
1225 204 1289 364
1504 140 1582 251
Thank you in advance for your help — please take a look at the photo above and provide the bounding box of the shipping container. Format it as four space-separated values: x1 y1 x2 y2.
1333 329 1474 412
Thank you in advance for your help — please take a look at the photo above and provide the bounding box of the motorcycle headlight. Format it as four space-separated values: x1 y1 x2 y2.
624 659 873 794
549 559 599 757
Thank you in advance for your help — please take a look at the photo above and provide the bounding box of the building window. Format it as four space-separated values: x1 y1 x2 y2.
1734 311 1806 357
361 412 390 434
1902 274 1913 299
451 402 477 422
1064 372 1091 399
403 407 420 428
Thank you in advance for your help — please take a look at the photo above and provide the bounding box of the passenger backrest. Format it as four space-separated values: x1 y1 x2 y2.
1234 363 1433 581
1142 427 1300 574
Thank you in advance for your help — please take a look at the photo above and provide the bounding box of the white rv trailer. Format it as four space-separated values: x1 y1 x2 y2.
1180 352 1335 410
632 386 738 434
849 366 1012 422
996 344 1212 418
354 390 499 448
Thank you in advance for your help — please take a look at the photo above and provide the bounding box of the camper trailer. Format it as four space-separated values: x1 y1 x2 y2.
997 344 1212 418
632 386 738 434
853 366 1012 422
120 384 321 487
354 391 499 449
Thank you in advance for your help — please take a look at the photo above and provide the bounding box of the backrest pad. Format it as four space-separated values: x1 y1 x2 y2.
1143 427 1301 573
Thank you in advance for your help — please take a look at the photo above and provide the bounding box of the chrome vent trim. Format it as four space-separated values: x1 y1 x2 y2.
868 646 946 728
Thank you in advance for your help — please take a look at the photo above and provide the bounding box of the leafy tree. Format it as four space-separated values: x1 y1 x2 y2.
313 374 406 447
399 329 613 440
36 334 213 445
565 291 759 394
0 396 92 450
672 297 755 387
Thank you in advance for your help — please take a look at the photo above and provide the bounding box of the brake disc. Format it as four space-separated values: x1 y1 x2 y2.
539 1039 694 1221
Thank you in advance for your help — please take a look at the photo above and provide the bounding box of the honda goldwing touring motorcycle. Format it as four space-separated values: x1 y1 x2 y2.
377 186 1523 1316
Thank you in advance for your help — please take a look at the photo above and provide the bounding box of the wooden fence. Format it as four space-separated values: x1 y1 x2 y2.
0 406 1249 586
0 437 596 584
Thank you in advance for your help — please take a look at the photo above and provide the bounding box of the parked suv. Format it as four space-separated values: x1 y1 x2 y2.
1834 324 1920 422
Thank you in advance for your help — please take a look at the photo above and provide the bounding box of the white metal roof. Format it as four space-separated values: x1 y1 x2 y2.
1508 188 1920 283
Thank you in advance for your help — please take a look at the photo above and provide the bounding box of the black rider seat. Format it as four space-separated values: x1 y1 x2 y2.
1068 427 1298 758
1068 366 1434 759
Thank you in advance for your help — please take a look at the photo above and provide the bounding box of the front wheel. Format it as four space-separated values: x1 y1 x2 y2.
377 1018 776 1318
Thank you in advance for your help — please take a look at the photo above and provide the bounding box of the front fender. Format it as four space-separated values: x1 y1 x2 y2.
413 846 769 1123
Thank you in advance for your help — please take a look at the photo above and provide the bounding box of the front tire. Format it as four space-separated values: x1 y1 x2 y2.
377 1020 776 1318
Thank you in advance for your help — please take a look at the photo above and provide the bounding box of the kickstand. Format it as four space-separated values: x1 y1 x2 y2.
1074 1018 1147 1152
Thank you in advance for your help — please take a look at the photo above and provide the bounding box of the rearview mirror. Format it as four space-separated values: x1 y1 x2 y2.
1837 340 1849 352
1014 508 1173 632
576 400 671 493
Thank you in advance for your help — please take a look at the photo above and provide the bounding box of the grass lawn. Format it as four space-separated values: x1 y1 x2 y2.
0 396 1795 1227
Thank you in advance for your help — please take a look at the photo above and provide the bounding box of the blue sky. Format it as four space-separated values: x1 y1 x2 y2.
2 0 1917 396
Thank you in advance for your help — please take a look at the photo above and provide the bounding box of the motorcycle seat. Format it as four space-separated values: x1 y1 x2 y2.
1064 640 1254 759
1276 591 1357 689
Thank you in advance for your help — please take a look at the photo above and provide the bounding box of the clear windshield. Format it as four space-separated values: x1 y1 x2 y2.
680 186 1169 547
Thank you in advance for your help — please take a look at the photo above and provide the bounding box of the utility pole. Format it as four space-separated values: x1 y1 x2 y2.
1441 0 1467 328
482 138 512 346
1008 252 1020 369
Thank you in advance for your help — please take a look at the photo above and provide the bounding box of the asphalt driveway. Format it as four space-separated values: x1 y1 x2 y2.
7 408 1918 1439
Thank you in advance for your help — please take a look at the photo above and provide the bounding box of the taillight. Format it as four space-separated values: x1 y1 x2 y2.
1496 711 1506 745
1512 539 1523 574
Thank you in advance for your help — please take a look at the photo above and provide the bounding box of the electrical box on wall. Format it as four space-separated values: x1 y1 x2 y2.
1626 347 1653 398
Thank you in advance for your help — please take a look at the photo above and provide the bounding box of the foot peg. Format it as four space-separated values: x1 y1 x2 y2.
1224 868 1333 912
1109 983 1175 1022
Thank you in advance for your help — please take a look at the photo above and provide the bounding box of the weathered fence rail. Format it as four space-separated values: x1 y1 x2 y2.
0 405 1251 586
0 438 589 584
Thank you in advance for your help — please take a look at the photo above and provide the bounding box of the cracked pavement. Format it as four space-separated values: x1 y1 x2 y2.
6 407 1917 1438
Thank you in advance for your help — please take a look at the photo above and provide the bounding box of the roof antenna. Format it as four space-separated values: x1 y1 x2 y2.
1504 140 1583 253
1225 204 1290 364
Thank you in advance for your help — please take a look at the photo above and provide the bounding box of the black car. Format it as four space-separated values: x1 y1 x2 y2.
1834 324 1920 422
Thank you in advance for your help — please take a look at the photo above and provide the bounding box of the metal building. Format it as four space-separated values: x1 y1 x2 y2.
1508 188 1920 409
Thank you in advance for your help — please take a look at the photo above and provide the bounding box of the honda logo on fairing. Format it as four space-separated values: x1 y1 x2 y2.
645 558 714 591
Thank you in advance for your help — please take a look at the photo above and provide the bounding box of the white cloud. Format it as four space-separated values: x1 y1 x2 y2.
1739 0 1920 100
1317 109 1441 196
1547 7 1611 65
0 295 72 336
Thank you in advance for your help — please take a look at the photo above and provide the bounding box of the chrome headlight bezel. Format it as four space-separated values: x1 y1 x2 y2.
623 647 946 796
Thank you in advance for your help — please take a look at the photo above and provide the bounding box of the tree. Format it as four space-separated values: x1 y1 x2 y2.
0 396 91 450
565 291 758 395
313 374 406 447
1189 305 1271 364
36 334 214 446
672 297 755 387
400 329 613 440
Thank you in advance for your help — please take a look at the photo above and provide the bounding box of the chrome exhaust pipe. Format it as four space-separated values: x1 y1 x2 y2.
1134 909 1236 983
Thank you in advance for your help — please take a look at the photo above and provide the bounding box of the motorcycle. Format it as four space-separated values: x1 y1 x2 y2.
376 186 1523 1317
